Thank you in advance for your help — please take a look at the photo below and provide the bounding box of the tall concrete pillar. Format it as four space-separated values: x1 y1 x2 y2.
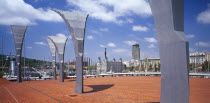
48 36 68 82
148 0 189 103
52 10 88 93
46 38 57 80
11 25 27 83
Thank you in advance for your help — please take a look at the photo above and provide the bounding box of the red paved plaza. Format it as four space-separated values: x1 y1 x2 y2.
0 76 210 103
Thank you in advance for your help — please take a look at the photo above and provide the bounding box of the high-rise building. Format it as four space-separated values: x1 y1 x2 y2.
132 44 140 61
131 44 140 67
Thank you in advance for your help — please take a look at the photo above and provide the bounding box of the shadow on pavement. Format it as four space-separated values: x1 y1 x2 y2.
85 84 114 93
66 79 76 82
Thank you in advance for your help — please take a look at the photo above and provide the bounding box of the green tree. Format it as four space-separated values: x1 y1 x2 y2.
134 65 140 71
140 64 145 71
157 63 160 71
148 64 153 71
202 60 210 72
189 63 194 71
130 66 134 71
123 64 127 70
87 66 96 70
0 72 4 78
154 63 157 72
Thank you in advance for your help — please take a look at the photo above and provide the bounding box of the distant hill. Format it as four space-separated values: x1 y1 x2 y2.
0 54 53 69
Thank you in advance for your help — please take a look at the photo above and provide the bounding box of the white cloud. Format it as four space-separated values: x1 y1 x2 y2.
186 34 195 39
195 42 210 47
56 33 67 37
107 42 116 47
189 48 195 53
132 25 149 32
110 48 132 58
27 46 32 49
67 0 151 24
54 33 72 39
126 18 134 23
34 42 47 46
144 37 157 43
123 40 137 46
91 30 99 34
141 50 159 58
100 28 109 32
87 35 94 40
197 7 210 24
0 0 62 25
148 44 155 48
99 45 106 48
112 48 129 53
34 0 43 2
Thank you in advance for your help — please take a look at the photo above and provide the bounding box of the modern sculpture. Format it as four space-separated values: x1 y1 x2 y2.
52 10 88 93
46 38 57 80
148 0 189 103
48 36 68 82
11 25 27 83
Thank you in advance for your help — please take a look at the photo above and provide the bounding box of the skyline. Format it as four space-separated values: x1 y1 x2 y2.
0 0 210 62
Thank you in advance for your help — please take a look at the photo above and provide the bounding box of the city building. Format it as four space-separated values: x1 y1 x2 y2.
123 61 132 67
123 44 141 68
132 44 140 61
123 58 160 71
96 48 123 73
205 53 210 62
141 58 160 71
130 44 141 67
189 52 206 64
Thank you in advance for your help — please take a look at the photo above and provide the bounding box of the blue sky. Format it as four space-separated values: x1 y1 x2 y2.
0 0 210 62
